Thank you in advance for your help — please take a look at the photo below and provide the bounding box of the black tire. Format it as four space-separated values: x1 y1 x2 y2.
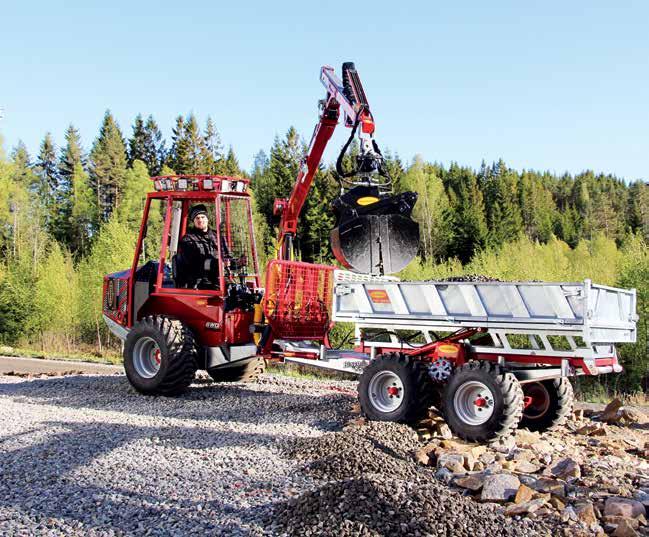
124 316 198 395
519 378 574 432
358 353 434 424
207 356 265 383
442 361 523 442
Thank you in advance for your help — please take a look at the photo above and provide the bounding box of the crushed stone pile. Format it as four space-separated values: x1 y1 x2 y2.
270 421 552 536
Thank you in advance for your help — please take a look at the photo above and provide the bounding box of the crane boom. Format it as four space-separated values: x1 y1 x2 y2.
273 63 419 274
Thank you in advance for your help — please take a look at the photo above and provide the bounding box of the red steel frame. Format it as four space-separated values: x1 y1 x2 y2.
120 177 260 333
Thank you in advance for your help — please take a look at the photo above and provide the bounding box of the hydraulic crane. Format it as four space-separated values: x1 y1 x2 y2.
272 62 419 275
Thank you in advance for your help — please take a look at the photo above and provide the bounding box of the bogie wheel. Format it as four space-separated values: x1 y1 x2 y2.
519 378 574 432
442 361 523 442
207 356 266 383
124 316 198 395
358 353 434 424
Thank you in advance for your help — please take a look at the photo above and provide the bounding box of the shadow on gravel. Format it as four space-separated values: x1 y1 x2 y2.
0 374 353 430
0 419 284 535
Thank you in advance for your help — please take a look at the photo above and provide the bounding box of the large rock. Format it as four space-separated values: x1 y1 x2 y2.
436 452 466 474
480 473 521 502
574 502 598 526
530 477 566 497
612 518 640 537
454 474 486 492
599 398 623 423
514 484 535 504
516 429 540 446
604 497 646 519
549 457 581 480
515 460 541 473
504 498 547 516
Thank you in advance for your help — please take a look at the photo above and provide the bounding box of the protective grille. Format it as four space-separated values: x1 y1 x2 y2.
103 275 129 324
263 260 334 340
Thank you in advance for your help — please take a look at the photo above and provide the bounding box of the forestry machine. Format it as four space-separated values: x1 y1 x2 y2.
104 63 637 443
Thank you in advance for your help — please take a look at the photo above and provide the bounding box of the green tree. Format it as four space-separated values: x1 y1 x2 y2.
10 141 36 189
69 162 95 255
479 160 523 247
168 113 208 174
32 243 79 351
254 127 303 228
443 163 488 263
407 158 453 261
56 125 85 246
127 114 147 167
202 116 224 173
222 146 242 176
34 133 58 229
89 110 127 222
117 160 152 231
519 171 555 242
77 216 138 346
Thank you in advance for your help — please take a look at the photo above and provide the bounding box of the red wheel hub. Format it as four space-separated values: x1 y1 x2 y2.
154 349 161 365
474 397 487 408
387 386 400 397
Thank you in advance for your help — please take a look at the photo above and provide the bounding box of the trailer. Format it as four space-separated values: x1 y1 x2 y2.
262 261 638 441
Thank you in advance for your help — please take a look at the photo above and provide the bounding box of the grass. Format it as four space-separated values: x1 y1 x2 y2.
0 345 122 365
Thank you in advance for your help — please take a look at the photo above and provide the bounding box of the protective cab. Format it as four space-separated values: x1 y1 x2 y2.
103 175 262 384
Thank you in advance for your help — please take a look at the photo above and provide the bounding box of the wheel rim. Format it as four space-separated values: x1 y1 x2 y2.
368 370 404 413
453 381 495 426
132 337 162 379
523 382 551 419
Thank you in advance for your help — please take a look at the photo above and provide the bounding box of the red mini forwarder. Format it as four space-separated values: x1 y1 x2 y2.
103 175 266 394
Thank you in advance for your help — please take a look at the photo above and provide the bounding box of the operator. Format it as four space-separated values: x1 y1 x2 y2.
176 204 230 289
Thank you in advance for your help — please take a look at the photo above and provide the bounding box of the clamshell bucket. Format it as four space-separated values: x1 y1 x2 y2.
330 186 419 275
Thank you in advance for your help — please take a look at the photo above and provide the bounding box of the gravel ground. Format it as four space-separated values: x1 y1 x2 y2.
0 373 354 536
0 372 553 536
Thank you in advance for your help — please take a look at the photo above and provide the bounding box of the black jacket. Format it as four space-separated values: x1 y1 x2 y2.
176 228 220 289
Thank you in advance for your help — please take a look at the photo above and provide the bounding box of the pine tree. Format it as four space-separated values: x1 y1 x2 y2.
223 146 242 176
69 162 95 256
34 133 59 232
302 168 337 263
250 150 269 189
202 116 224 173
443 163 488 263
628 181 649 241
127 114 166 175
168 113 208 174
519 171 555 242
144 115 166 175
128 114 147 167
89 110 127 223
10 141 36 188
480 159 523 247
382 149 405 193
254 127 303 228
56 125 85 247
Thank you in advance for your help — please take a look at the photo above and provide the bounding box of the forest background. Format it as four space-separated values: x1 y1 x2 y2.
0 111 647 395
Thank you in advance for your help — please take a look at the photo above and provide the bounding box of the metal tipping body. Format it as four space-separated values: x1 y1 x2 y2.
280 271 637 380
332 274 637 344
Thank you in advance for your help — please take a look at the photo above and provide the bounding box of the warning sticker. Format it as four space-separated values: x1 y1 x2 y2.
368 289 391 304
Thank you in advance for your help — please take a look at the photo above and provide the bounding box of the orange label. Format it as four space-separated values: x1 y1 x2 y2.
368 289 390 304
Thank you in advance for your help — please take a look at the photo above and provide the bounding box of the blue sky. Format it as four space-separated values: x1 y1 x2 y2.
1 1 648 180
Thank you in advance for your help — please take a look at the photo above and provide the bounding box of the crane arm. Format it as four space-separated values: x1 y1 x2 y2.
273 64 375 260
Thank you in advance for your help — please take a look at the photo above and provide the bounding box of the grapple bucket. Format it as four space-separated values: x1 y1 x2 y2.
330 186 419 275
